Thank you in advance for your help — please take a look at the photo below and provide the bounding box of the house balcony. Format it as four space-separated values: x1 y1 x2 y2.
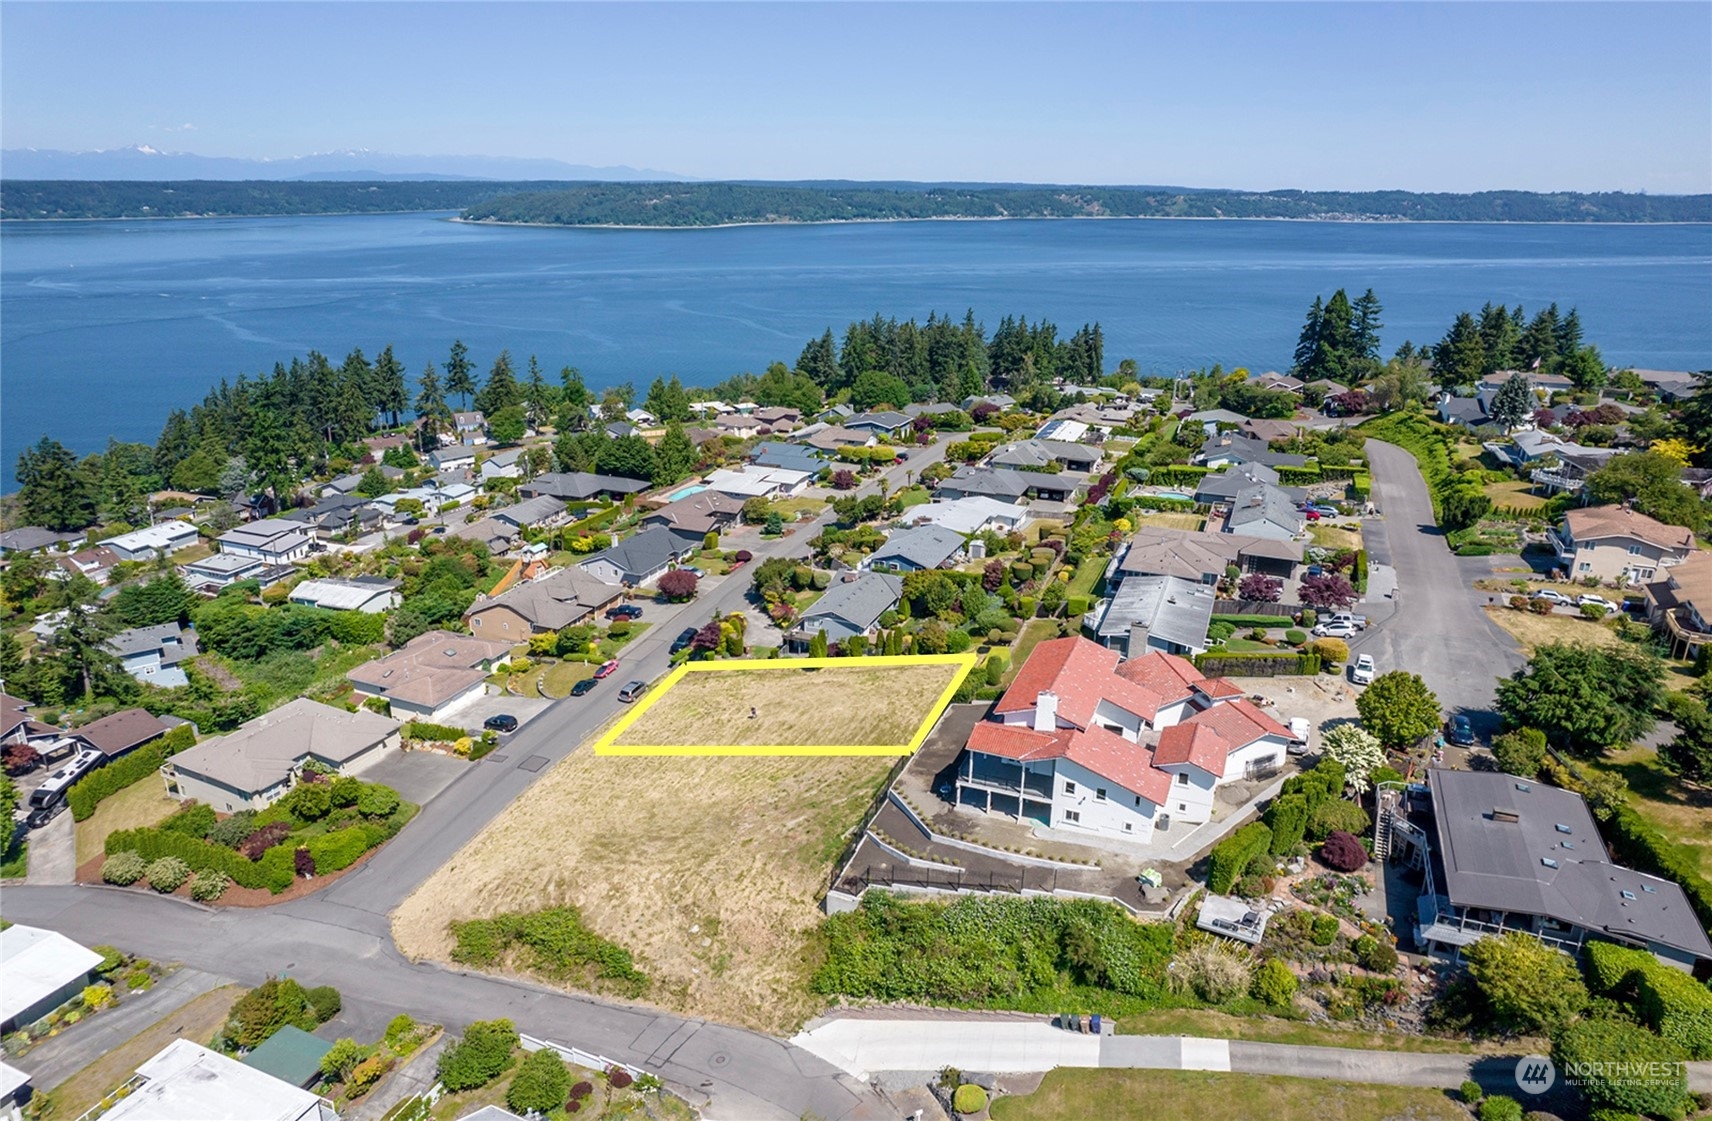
1414 897 1586 955
1545 527 1576 566
1529 467 1584 495
1657 606 1712 659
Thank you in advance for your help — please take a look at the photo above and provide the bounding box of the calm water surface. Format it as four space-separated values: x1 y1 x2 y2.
3 213 1709 482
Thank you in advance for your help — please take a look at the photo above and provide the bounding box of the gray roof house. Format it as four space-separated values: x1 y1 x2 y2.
449 517 517 553
465 564 623 638
604 421 642 440
1193 462 1281 504
933 465 1033 503
1436 392 1489 428
1194 434 1310 470
988 439 1101 472
216 520 314 563
288 577 401 613
844 410 913 437
1091 573 1216 656
106 623 200 689
861 524 967 572
578 527 694 587
750 442 825 474
1224 484 1304 541
477 447 528 482
0 528 78 554
519 472 650 502
791 572 904 648
961 394 1016 411
492 495 568 531
1183 408 1250 433
429 445 478 471
1414 768 1712 970
164 698 401 813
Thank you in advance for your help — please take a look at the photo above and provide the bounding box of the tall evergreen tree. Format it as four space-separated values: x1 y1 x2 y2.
652 422 697 486
372 345 409 427
1432 312 1487 388
558 367 590 428
415 361 452 451
1556 308 1584 358
1316 289 1356 380
1477 303 1519 375
1292 296 1324 375
796 329 840 389
523 356 553 429
1350 288 1384 372
475 350 521 416
444 340 476 410
1489 372 1534 431
15 437 97 531
1518 304 1561 370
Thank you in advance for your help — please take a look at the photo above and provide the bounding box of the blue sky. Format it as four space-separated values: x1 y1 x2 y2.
3 2 1708 193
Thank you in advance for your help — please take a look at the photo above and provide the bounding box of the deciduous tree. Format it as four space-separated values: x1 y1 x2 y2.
1463 931 1587 1033
1355 671 1441 749
1320 724 1385 793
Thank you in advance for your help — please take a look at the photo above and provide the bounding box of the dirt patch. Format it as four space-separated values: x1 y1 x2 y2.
611 662 964 749
191 655 242 691
47 985 243 1116
392 749 896 1032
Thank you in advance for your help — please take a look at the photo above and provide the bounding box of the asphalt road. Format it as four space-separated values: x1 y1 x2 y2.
1 444 951 1121
1352 440 1524 737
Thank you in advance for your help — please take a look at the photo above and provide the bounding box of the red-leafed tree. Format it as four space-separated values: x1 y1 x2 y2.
1238 574 1282 602
2 743 40 775
982 559 1005 592
831 469 858 491
1299 572 1358 609
690 619 724 654
657 569 699 602
1319 830 1368 871
295 847 317 878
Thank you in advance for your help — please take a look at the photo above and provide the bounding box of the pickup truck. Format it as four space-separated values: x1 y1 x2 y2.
1325 612 1368 630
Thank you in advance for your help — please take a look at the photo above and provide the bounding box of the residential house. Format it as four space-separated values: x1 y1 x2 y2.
107 623 200 689
578 526 695 586
465 564 623 639
988 439 1101 473
603 420 642 440
99 522 199 563
1404 769 1712 970
1630 369 1701 403
71 708 169 760
429 445 478 472
296 494 385 540
690 400 735 417
319 466 402 497
98 1039 337 1121
1 693 60 745
1681 468 1712 502
1251 373 1304 394
933 465 1036 504
954 636 1291 840
713 413 764 439
961 394 1016 412
1182 408 1249 435
749 442 825 474
1528 449 1619 497
1194 434 1310 470
639 491 745 542
820 403 856 421
1091 574 1216 655
164 698 400 812
1492 429 1619 472
1239 418 1301 444
1436 391 1490 429
449 517 518 554
346 630 512 722
477 447 528 483
903 496 1032 536
800 425 875 452
288 577 401 613
861 524 967 572
1548 505 1695 583
704 466 813 499
51 546 121 585
452 410 488 444
1193 462 1281 505
1114 525 1299 585
0 925 104 1033
1644 550 1712 660
1302 378 1348 400
180 553 295 595
790 572 904 650
845 411 913 439
904 402 964 419
371 482 477 518
216 520 314 564
493 495 568 532
1033 418 1090 444
1225 485 1305 541
0 527 77 554
519 471 650 503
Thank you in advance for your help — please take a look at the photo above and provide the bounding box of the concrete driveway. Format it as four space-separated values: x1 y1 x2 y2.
1351 440 1525 740
24 807 75 885
358 749 472 808
439 691 553 735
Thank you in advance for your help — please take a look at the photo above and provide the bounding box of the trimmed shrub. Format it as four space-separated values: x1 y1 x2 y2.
1553 1016 1690 1118
1310 914 1341 946
281 782 332 823
224 977 317 1050
569 1080 594 1101
1585 940 1657 996
329 777 362 807
1263 793 1307 854
1251 958 1298 1006
1284 629 1306 646
1477 1096 1523 1121
207 811 257 849
1308 798 1370 841
507 1047 571 1114
1319 830 1368 872
1353 934 1398 973
1459 1079 1483 1105
401 721 469 743
1208 822 1272 894
106 826 293 893
1635 962 1712 1058
160 803 217 838
1309 637 1349 665
952 1084 988 1114
357 783 400 818
242 822 293 860
189 869 228 902
145 856 191 893
102 851 147 885
305 985 342 1023
607 1067 634 1090
307 824 385 873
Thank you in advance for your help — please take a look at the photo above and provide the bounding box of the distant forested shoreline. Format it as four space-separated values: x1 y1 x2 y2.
3 179 1707 224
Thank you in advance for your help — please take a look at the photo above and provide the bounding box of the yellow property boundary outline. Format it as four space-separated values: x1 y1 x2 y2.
593 653 979 756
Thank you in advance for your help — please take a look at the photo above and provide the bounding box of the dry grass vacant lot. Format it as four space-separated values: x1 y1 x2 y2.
1307 523 1365 552
610 662 964 749
1131 511 1205 532
1481 478 1549 511
76 779 179 866
990 1069 1468 1121
393 750 894 1032
1484 606 1623 655
49 986 242 1117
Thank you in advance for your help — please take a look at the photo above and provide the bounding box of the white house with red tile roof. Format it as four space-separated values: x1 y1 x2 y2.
955 636 1292 841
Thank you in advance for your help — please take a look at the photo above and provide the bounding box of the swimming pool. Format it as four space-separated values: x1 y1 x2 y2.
1151 492 1193 502
669 484 708 501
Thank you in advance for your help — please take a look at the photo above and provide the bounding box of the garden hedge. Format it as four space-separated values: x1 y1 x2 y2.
1584 941 1658 996
1634 961 1712 1058
1208 822 1272 894
1194 653 1320 677
402 721 470 742
1602 804 1712 930
106 826 294 893
1263 793 1307 854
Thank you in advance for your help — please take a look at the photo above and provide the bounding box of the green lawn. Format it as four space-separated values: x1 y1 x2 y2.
1482 478 1549 511
1586 744 1712 883
1067 559 1105 599
0 839 27 879
539 660 595 698
895 486 932 509
991 1069 1468 1121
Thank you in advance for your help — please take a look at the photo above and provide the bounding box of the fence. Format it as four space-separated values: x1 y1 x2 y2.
836 863 1068 897
520 1033 646 1081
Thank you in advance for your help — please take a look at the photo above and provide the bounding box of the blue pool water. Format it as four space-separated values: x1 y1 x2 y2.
1151 492 1194 502
669 484 708 501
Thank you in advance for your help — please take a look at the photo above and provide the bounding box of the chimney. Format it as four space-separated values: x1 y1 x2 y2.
1034 691 1058 732
1128 623 1151 658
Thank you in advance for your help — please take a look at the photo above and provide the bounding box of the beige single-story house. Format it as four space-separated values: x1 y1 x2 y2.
345 631 512 721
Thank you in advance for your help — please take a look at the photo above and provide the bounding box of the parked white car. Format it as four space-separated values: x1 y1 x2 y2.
1313 620 1359 639
1351 654 1376 685
1530 589 1574 607
1577 594 1615 611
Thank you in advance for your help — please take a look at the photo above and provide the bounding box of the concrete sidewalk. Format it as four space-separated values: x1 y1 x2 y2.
19 967 228 1088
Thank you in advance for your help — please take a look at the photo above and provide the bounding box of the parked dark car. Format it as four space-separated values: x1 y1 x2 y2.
1447 714 1476 746
26 800 66 830
570 677 599 696
670 627 698 654
484 714 518 734
606 604 644 621
618 681 648 703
